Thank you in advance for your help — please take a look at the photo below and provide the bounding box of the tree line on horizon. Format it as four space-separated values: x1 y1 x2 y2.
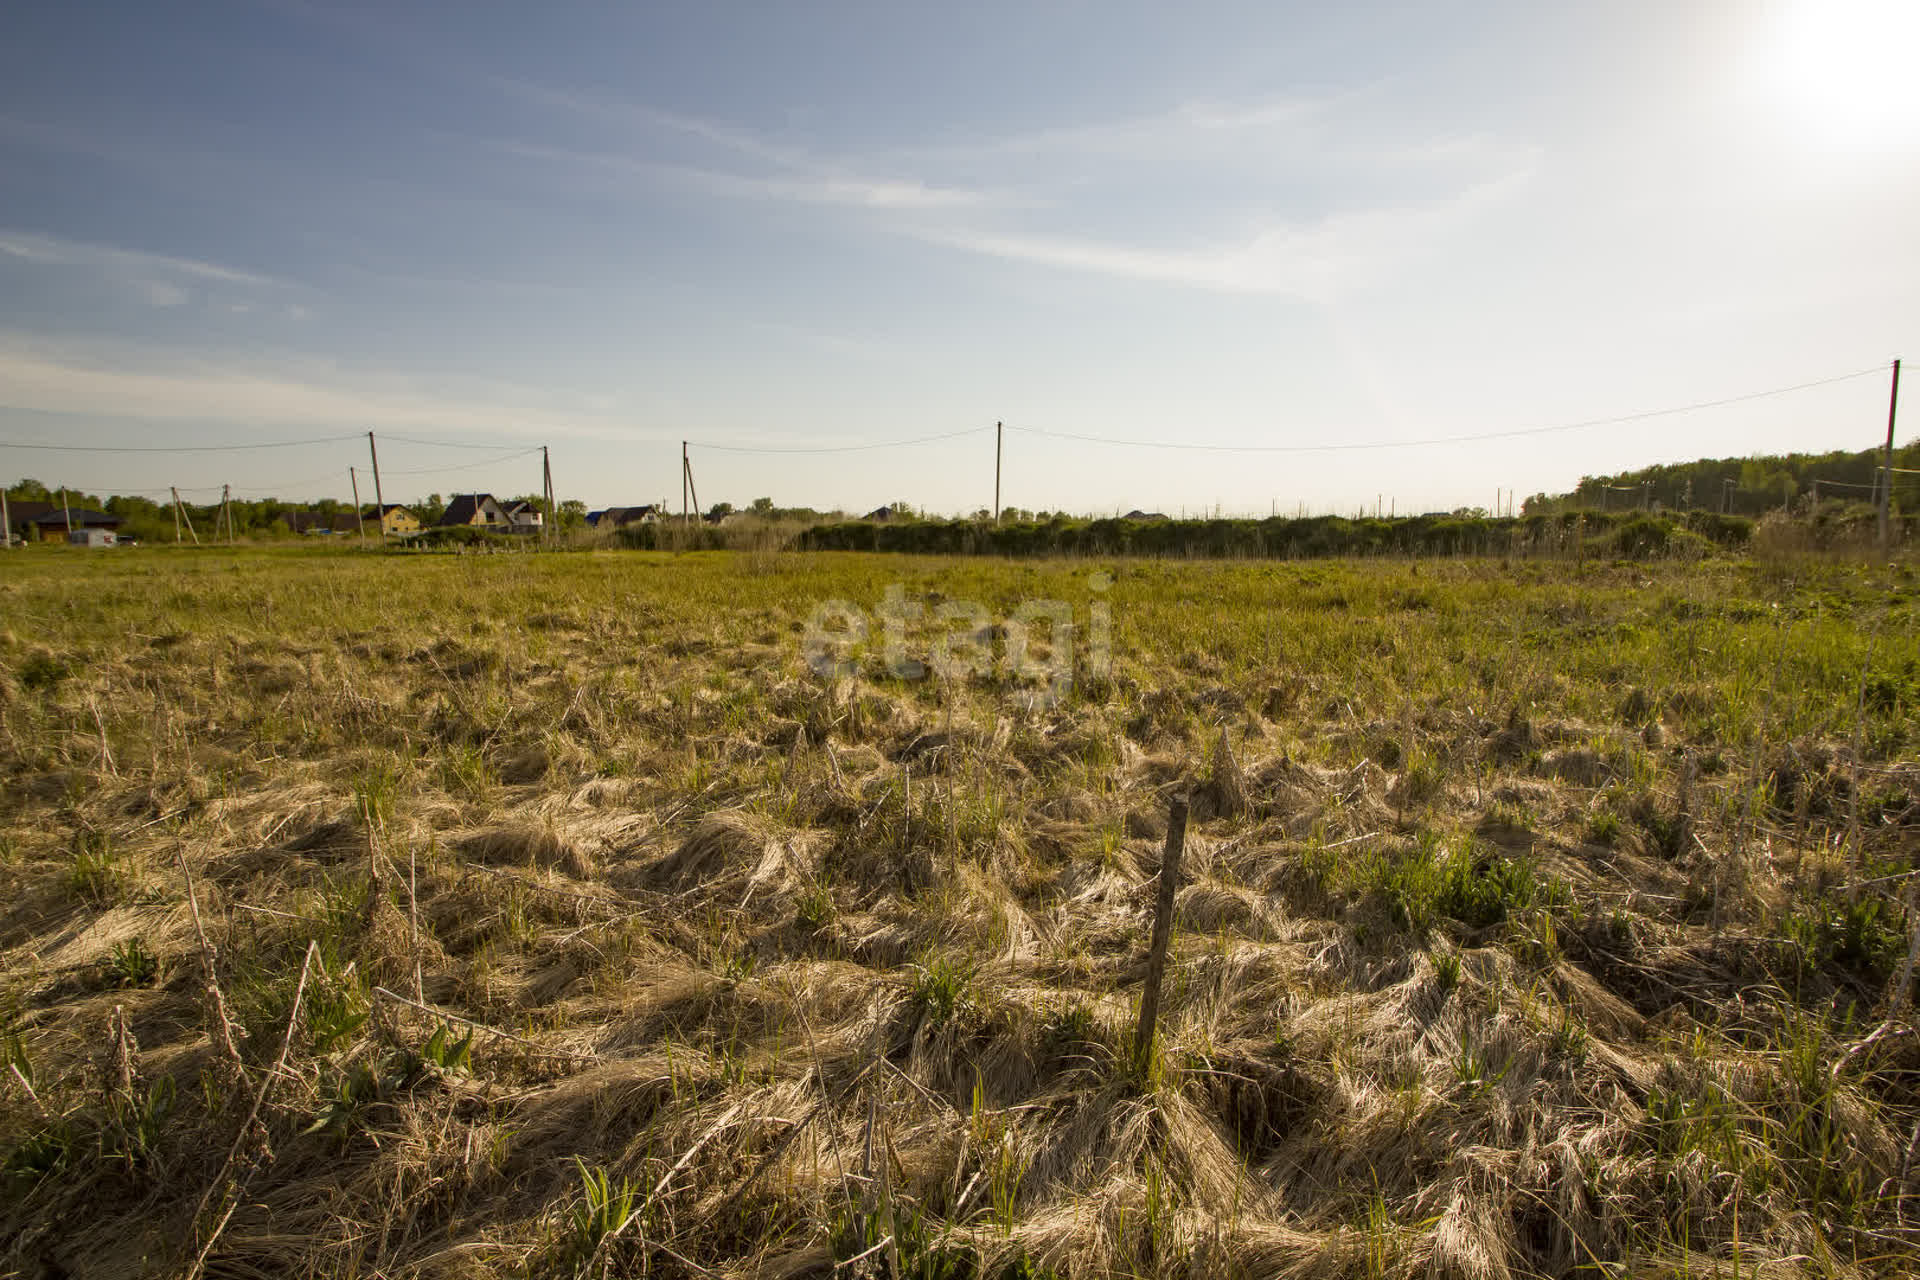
1528 436 1920 516
8 431 1916 545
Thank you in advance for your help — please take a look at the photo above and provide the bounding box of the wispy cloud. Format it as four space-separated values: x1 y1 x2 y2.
488 81 1004 210
0 335 648 442
493 140 991 210
0 229 286 289
911 170 1533 301
486 79 1536 300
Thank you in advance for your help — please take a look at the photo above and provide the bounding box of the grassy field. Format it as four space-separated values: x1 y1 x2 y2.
1 545 1918 1278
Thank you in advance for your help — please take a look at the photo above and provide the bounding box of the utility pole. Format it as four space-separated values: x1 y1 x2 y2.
60 487 72 536
682 445 701 526
1881 359 1902 552
219 484 233 544
1723 478 1735 514
350 467 366 543
367 432 388 545
994 421 1003 524
171 487 200 545
542 446 554 546
1 488 10 549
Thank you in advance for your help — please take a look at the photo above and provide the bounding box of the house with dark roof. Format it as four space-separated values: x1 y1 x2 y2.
437 493 509 529
5 501 126 544
587 505 661 528
502 500 544 533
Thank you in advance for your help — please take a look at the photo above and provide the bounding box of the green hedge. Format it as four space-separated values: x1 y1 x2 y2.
795 510 1756 560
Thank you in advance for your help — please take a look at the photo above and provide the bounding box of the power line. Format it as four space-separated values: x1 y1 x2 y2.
0 432 364 453
383 447 543 477
1005 365 1888 454
690 426 992 454
380 434 542 451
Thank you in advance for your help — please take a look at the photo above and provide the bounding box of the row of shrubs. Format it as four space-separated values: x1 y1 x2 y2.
794 509 1761 560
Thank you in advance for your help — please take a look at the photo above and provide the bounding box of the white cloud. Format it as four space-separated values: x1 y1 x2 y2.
0 229 286 288
912 170 1533 301
486 84 1536 301
492 140 993 210
490 84 1002 210
135 280 191 308
0 336 647 442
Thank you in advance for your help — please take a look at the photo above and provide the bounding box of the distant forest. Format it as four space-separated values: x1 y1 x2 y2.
1532 437 1920 516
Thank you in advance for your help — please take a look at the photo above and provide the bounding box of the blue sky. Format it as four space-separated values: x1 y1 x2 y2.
2 0 1916 514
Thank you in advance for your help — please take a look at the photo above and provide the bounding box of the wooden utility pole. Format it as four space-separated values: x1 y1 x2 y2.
171 488 200 545
0 488 11 549
60 488 72 536
350 468 366 543
683 448 701 524
542 446 554 546
1881 359 1902 552
994 421 1003 524
682 441 690 525
367 432 387 544
220 484 234 545
1133 793 1189 1073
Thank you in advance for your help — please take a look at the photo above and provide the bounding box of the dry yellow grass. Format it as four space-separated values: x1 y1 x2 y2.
0 546 1916 1278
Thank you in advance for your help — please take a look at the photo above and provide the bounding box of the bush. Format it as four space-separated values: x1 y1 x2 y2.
794 510 1736 562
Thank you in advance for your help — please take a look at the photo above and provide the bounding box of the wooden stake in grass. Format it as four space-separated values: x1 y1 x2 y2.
184 939 319 1280
362 796 384 923
175 847 244 1076
1134 794 1189 1075
408 839 424 1005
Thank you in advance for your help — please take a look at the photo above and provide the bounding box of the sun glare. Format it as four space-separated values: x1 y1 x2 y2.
1758 0 1920 143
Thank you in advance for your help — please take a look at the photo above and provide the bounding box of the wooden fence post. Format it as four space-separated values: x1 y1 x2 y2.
1134 793 1189 1073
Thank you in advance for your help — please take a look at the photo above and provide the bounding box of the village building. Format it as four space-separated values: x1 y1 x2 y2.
437 494 510 529
587 505 662 528
4 501 126 544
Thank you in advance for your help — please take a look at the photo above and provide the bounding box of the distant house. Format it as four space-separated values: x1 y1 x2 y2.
587 505 661 528
365 504 421 536
864 505 895 522
6 501 125 544
438 494 509 529
1122 510 1168 522
702 509 735 526
67 528 118 548
502 500 544 533
285 511 361 536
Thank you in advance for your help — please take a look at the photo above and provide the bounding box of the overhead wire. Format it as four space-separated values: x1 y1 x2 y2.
1003 366 1889 454
0 432 365 453
689 425 992 454
380 434 543 451
382 446 543 477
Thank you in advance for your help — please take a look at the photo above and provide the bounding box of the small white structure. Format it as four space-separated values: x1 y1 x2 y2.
503 500 545 532
68 528 117 548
